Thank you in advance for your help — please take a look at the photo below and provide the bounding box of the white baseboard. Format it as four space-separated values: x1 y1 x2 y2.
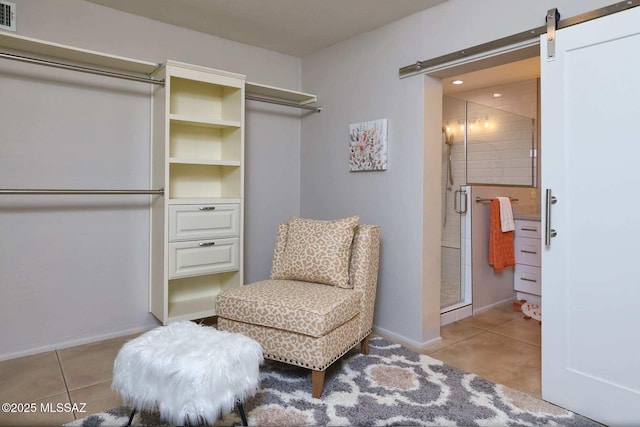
472 296 516 315
372 325 442 352
441 304 473 326
0 322 159 362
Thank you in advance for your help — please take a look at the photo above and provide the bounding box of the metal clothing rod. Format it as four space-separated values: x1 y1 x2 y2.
399 0 640 77
246 94 322 113
0 188 165 195
475 197 518 203
0 52 165 86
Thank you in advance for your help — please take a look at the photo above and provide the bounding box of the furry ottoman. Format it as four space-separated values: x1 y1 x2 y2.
112 321 263 426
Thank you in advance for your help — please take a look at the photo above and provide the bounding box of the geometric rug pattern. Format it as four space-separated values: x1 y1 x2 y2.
67 337 597 426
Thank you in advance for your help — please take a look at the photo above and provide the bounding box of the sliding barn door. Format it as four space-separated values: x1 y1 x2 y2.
540 6 640 425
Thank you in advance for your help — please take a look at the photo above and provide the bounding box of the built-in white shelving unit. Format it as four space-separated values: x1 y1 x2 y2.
149 61 246 323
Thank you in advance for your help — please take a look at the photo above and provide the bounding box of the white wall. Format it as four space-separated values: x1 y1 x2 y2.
0 0 302 359
300 0 612 347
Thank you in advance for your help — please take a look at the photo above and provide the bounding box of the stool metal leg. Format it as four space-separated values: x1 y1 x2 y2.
237 403 248 427
126 407 136 426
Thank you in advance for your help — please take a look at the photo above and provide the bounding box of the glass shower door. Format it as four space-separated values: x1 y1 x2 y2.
441 96 468 309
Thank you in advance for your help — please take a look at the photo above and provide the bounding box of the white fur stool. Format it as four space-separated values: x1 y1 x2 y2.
112 321 263 426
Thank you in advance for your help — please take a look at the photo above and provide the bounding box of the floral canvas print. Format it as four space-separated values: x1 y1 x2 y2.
349 119 388 171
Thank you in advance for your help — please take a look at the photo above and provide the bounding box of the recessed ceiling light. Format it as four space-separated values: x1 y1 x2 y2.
492 92 502 98
452 80 464 85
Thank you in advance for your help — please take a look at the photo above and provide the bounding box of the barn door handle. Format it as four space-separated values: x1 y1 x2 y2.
545 189 558 247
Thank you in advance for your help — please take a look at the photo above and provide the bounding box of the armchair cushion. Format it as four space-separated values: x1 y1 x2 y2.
215 279 362 338
270 215 359 288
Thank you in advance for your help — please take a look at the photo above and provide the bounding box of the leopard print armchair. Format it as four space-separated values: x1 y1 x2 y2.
216 221 381 398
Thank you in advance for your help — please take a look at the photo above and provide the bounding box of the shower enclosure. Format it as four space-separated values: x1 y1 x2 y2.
441 96 469 310
441 95 535 311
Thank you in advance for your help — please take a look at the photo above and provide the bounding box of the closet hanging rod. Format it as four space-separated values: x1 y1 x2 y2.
245 94 322 113
475 197 519 203
0 188 165 196
0 52 165 86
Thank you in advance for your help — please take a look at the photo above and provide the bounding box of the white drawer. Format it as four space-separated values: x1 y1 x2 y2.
169 237 239 279
514 236 541 267
514 264 541 295
515 220 541 239
169 204 240 242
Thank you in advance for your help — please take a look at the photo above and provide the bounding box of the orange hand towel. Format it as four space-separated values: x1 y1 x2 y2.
489 198 515 272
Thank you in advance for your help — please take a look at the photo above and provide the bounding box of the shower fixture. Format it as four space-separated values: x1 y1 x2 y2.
442 125 455 227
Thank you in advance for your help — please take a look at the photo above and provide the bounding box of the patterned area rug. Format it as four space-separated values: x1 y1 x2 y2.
521 302 542 322
514 299 542 323
68 337 596 426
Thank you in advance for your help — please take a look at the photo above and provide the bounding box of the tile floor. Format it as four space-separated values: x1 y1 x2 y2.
0 333 138 426
425 301 541 398
0 301 540 425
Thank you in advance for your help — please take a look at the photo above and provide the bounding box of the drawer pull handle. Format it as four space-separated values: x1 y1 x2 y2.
521 250 538 254
199 242 216 247
199 206 216 211
520 277 538 283
521 227 537 231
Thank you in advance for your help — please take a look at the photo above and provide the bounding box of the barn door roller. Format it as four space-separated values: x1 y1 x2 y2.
546 8 561 61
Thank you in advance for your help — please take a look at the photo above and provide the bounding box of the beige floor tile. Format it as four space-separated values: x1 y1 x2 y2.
69 379 124 419
489 317 541 347
495 366 542 399
430 330 541 396
0 392 74 426
457 305 524 329
492 300 523 313
0 351 66 402
58 335 131 391
422 321 484 354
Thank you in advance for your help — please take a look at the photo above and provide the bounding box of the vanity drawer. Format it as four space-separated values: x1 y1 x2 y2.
515 220 541 239
514 264 541 295
169 203 240 242
169 237 239 279
514 236 541 267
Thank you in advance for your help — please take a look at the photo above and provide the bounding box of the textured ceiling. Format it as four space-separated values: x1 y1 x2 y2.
85 0 448 56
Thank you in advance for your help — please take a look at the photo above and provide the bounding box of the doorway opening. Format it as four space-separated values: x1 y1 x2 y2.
435 54 541 325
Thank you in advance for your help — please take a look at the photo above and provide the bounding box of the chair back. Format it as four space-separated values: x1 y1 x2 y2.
270 222 381 338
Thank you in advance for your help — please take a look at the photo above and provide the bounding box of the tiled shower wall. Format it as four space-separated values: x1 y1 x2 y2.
466 104 534 185
454 79 538 186
441 245 461 287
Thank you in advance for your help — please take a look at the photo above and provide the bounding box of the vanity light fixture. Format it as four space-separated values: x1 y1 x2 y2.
452 80 464 85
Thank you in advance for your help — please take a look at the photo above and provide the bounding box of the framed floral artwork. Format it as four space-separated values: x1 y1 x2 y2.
349 119 388 171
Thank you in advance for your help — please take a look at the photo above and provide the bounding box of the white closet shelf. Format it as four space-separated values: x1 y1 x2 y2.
245 81 317 105
167 296 218 321
169 158 241 167
1 32 319 107
170 114 241 129
0 32 160 75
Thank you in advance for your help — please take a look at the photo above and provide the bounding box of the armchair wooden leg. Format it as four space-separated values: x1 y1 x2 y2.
360 335 370 355
311 369 325 398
